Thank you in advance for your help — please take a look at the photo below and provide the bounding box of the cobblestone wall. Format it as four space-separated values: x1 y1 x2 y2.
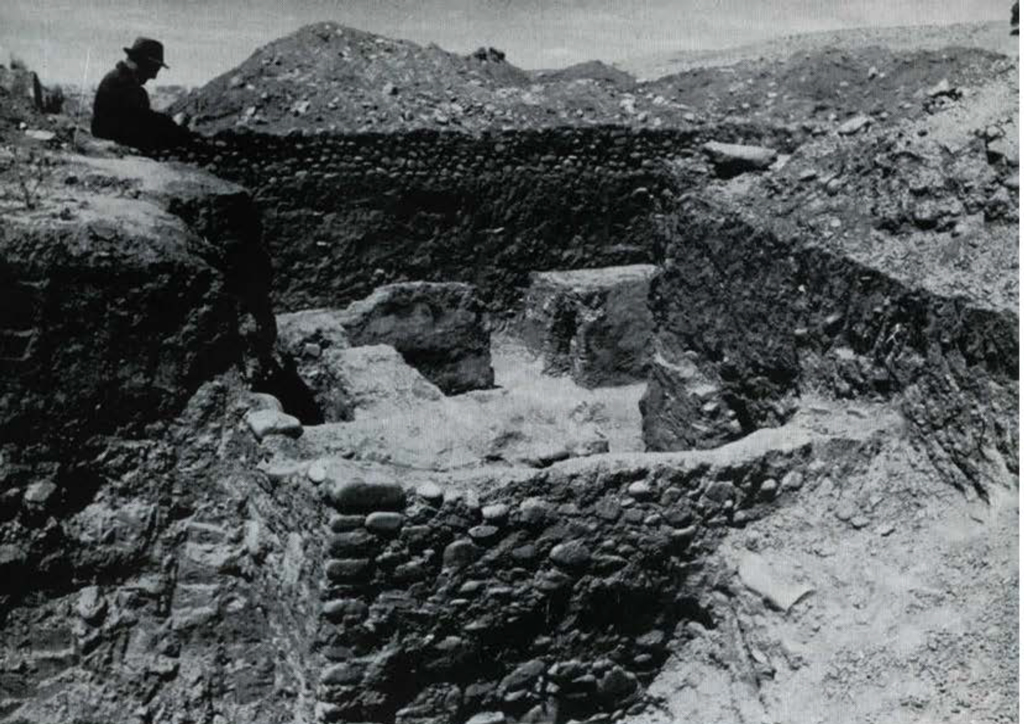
163 122 800 313
312 441 816 724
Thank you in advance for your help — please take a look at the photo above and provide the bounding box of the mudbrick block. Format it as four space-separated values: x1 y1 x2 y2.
520 264 658 387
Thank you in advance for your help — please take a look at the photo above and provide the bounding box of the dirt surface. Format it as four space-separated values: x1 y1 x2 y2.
630 404 1018 724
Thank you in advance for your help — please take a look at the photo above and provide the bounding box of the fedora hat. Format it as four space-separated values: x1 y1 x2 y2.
123 37 169 69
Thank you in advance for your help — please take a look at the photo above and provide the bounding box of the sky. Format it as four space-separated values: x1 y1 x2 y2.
0 0 1011 87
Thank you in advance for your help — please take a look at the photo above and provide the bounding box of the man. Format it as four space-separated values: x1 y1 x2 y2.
91 37 191 151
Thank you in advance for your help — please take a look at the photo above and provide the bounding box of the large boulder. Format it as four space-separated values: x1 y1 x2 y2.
0 152 273 452
340 282 493 393
277 282 493 404
520 265 657 387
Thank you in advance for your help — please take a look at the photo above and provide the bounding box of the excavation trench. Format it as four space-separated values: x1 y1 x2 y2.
0 111 1015 724
167 121 1015 723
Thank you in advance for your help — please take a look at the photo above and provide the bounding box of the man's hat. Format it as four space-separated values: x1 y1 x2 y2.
123 37 169 69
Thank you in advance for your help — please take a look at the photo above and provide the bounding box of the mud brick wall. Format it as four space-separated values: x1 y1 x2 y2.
314 441 814 724
165 122 800 314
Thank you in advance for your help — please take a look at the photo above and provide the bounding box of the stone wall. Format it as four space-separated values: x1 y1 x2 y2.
312 434 824 724
162 122 800 313
642 196 1019 487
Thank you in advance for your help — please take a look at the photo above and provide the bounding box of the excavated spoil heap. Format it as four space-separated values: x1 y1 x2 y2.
0 25 1018 724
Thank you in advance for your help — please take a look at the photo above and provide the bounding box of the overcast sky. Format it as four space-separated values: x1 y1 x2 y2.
0 0 1010 87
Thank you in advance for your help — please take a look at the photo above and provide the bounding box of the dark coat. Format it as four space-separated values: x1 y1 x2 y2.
91 61 190 150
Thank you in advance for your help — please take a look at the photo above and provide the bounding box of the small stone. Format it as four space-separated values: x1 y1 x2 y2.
328 514 365 532
823 312 843 334
877 523 896 537
328 478 406 512
636 629 666 651
481 503 509 523
627 481 654 500
703 480 735 503
328 530 377 557
760 478 778 499
307 460 327 484
325 559 371 582
416 482 444 505
926 78 953 98
245 410 302 441
594 498 621 521
466 713 506 724
519 497 552 526
365 511 404 535
500 658 546 692
303 342 322 359
511 544 537 562
393 561 428 582
468 524 501 543
549 540 591 569
987 137 1019 167
867 66 879 79
536 569 573 593
76 585 107 625
597 666 638 701
321 662 364 685
837 115 871 136
850 515 870 529
443 539 482 569
781 471 804 490
834 503 856 522
670 525 697 545
322 598 367 623
23 480 57 507
701 141 777 176
623 508 645 524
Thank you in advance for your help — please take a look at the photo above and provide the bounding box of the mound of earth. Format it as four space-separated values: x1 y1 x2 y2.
171 21 687 134
621 21 1018 79
173 20 1018 138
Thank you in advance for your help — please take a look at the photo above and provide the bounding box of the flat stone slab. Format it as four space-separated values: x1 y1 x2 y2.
701 141 778 176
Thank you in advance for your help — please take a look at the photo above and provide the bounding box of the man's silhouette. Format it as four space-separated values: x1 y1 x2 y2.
91 37 191 151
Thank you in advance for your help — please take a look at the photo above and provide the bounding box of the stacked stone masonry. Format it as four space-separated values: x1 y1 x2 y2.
315 440 815 724
160 123 801 313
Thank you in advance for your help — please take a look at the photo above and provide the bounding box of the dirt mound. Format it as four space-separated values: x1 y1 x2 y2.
621 21 1017 79
173 22 1015 144
172 22 677 134
171 22 542 134
536 60 638 88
